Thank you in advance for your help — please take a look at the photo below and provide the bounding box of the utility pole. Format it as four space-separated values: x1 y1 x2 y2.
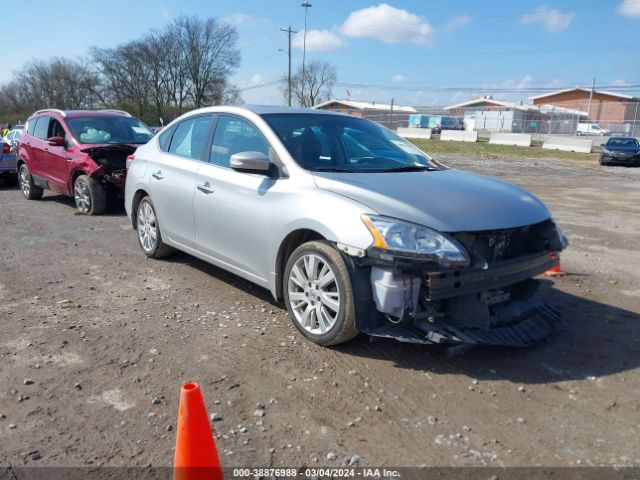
280 26 297 107
587 77 595 121
389 98 395 130
301 2 312 107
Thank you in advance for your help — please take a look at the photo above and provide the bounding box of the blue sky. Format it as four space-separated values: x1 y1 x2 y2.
2 1 639 106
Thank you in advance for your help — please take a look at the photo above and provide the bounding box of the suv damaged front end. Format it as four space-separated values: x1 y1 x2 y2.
352 216 568 347
81 144 137 190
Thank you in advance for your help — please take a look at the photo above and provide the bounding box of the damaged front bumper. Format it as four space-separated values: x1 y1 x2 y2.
359 250 562 348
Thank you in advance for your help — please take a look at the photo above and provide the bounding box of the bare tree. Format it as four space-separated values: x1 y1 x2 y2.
0 15 242 125
0 58 100 122
281 61 337 107
172 16 241 108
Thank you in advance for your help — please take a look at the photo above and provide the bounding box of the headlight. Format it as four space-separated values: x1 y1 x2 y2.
601 147 610 154
361 214 470 268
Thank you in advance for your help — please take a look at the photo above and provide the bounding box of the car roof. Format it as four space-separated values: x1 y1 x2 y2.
227 104 348 116
29 110 133 120
608 136 638 141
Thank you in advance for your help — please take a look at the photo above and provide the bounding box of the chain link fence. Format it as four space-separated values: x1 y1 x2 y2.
358 100 640 138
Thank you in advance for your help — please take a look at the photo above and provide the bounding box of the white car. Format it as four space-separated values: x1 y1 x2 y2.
577 123 610 136
124 106 567 348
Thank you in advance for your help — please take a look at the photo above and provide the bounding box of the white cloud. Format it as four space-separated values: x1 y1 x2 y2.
520 5 575 32
619 0 640 16
391 74 406 83
340 3 435 46
612 79 631 86
160 7 171 19
293 30 345 52
249 74 263 86
445 14 471 30
223 13 252 26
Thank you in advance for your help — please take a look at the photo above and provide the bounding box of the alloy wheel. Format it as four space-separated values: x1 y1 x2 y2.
74 181 91 213
137 201 158 253
19 167 30 197
287 253 341 335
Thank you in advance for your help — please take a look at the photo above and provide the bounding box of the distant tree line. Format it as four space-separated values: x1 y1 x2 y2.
0 16 241 126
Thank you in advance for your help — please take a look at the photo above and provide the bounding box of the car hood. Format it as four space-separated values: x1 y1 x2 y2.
312 169 551 233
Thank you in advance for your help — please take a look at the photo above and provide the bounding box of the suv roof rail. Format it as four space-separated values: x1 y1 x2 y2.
99 109 132 117
34 109 67 117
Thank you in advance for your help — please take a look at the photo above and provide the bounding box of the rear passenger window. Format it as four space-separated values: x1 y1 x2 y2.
168 115 213 160
158 125 175 152
33 117 51 140
27 119 37 135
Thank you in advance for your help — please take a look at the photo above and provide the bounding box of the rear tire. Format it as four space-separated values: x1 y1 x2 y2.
283 240 358 346
74 175 107 215
136 196 174 259
18 164 44 200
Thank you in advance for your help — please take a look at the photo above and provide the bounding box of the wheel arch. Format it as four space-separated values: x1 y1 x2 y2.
274 228 326 300
130 189 150 229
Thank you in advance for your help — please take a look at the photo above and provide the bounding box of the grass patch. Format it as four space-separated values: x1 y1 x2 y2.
408 138 599 162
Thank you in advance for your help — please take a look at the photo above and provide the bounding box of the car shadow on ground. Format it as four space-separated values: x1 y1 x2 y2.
335 282 640 385
38 193 127 217
163 252 639 385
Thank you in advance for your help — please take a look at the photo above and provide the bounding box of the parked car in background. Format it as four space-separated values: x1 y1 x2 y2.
0 137 18 185
17 109 154 214
125 105 567 349
5 127 23 152
577 123 610 136
600 136 640 166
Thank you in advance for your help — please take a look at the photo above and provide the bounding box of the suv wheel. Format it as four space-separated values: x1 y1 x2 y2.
283 241 358 346
74 175 107 215
136 197 173 258
18 164 44 200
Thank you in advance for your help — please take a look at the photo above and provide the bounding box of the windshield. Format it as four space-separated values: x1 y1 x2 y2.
67 116 154 145
262 113 436 172
608 138 639 148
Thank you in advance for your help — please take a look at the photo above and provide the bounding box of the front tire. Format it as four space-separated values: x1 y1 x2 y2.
74 175 107 215
18 164 44 200
136 196 173 259
283 241 358 346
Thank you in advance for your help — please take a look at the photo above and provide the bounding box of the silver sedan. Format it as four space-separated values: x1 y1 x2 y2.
124 106 567 348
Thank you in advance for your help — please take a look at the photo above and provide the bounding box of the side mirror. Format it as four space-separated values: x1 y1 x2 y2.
47 136 64 147
230 151 272 174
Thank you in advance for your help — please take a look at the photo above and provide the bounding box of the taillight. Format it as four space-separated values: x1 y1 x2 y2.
2 143 10 154
126 154 135 173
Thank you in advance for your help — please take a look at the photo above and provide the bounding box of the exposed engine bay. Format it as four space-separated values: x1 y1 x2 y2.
81 144 136 189
356 219 566 347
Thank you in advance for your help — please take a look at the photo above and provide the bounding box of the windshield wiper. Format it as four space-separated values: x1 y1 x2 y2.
313 167 360 173
382 165 436 173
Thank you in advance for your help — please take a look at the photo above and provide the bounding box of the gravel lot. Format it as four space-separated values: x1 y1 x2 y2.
1 154 639 469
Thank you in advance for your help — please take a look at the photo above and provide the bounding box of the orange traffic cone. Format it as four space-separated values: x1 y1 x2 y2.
544 253 566 277
174 382 223 480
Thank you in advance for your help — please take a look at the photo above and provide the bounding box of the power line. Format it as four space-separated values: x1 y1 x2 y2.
335 82 640 93
348 44 640 57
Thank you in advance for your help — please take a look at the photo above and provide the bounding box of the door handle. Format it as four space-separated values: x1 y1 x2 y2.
151 170 164 180
197 182 214 194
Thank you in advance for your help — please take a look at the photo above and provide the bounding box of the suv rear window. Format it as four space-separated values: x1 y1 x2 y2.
33 117 51 140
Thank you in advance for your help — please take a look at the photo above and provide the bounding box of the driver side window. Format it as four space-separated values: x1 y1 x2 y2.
210 116 269 167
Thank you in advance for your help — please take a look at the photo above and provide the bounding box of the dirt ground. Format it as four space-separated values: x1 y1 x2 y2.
1 154 639 470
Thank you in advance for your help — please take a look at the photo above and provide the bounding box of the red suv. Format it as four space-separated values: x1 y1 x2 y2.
17 109 154 214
